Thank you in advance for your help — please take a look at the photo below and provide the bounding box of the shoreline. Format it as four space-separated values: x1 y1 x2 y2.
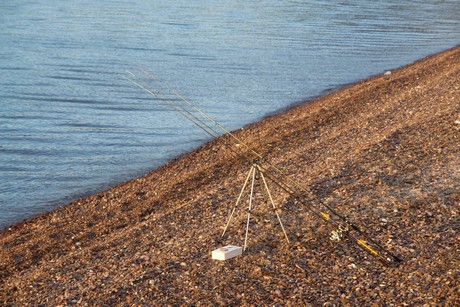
0 47 452 232
1 46 459 305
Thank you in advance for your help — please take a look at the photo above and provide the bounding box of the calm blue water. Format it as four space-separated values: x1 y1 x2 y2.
0 0 459 229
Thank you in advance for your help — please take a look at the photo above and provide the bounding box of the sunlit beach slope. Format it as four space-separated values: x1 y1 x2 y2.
1 46 459 305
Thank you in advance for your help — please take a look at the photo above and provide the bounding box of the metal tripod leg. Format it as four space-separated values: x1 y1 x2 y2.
222 164 255 238
222 163 290 251
243 164 257 251
257 165 290 244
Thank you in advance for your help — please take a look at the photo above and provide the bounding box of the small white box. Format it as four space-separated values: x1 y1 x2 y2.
212 245 243 260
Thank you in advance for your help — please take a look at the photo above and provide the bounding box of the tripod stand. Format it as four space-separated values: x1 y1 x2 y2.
221 163 290 251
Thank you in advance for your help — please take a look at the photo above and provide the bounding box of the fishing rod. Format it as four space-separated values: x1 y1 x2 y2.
124 69 402 266
124 71 221 140
123 70 253 166
125 70 256 161
258 164 401 266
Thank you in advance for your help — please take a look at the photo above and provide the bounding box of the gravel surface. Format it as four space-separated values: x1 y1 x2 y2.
1 46 459 306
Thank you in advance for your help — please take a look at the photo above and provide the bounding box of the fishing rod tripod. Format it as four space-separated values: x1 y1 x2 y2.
221 162 290 251
125 67 402 266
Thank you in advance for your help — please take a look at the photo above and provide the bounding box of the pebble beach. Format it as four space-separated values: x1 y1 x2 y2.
1 46 459 305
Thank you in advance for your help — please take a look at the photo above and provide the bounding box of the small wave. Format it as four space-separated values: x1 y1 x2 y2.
45 75 96 81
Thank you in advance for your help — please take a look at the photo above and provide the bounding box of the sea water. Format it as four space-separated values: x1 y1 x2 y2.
0 0 459 229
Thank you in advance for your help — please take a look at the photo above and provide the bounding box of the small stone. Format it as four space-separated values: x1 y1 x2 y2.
384 71 392 75
140 255 150 261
